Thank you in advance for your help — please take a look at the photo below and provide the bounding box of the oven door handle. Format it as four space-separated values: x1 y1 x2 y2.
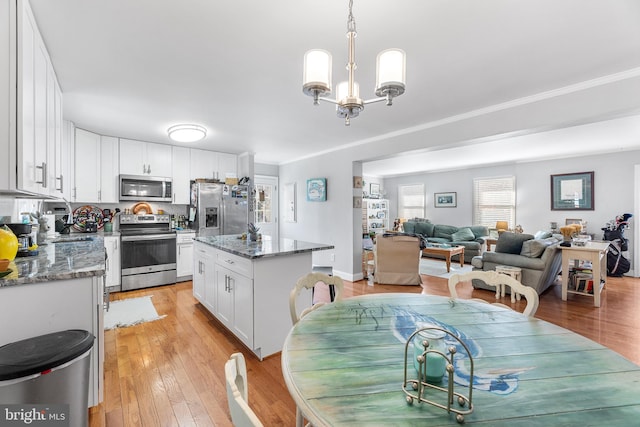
121 234 177 242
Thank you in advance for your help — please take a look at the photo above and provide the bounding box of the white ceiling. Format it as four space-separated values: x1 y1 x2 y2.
28 0 640 174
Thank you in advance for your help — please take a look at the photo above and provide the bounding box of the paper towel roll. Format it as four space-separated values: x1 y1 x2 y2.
44 214 57 237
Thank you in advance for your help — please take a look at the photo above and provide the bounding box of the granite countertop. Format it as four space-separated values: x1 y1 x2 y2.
194 235 334 259
0 234 106 287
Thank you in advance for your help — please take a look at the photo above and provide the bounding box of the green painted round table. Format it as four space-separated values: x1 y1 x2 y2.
282 293 640 426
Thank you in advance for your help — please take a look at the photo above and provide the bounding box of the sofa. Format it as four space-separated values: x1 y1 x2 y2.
471 232 562 295
402 220 489 263
373 234 423 285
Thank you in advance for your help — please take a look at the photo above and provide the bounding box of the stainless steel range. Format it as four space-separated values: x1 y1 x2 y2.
119 214 177 291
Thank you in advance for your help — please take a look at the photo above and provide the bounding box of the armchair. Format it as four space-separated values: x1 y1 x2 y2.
373 234 422 285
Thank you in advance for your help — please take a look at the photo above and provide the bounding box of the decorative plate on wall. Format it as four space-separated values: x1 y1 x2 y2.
72 205 104 231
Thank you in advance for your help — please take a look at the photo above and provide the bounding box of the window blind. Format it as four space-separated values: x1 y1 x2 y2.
473 176 516 228
398 184 425 219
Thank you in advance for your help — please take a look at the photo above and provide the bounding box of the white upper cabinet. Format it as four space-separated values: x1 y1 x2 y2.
73 129 119 203
189 148 218 180
189 148 237 181
120 139 172 177
73 129 101 203
99 136 119 203
218 152 238 181
13 0 64 196
172 146 191 204
60 120 74 200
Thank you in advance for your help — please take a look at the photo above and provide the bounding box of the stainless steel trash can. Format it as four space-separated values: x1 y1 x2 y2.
0 330 94 427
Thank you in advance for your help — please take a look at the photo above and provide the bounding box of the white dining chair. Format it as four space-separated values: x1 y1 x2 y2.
448 270 539 317
289 272 344 427
224 352 264 427
289 272 344 325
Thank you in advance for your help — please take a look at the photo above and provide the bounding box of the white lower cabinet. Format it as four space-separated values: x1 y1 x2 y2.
177 231 195 281
214 264 253 348
193 245 212 304
192 241 313 360
104 236 120 290
0 276 104 407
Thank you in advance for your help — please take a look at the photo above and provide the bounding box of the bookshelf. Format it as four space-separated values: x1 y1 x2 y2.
364 199 389 234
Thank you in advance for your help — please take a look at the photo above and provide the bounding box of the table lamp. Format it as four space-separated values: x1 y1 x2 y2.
496 221 509 235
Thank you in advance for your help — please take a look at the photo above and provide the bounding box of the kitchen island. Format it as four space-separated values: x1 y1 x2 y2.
193 235 334 360
0 234 105 407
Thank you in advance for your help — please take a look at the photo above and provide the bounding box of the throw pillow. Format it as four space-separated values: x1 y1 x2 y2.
495 232 535 254
534 230 552 239
403 222 415 234
433 224 458 240
451 227 475 242
410 217 431 223
415 221 435 237
520 239 549 258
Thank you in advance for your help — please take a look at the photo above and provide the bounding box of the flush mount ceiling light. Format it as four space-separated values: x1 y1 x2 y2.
167 124 207 142
302 0 406 125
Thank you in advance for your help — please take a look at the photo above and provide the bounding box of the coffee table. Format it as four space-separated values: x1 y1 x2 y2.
422 245 464 273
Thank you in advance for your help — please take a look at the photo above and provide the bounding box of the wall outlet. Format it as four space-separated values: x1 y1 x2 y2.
330 253 335 262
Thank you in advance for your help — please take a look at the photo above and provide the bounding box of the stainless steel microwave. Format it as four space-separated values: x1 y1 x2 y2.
119 175 173 202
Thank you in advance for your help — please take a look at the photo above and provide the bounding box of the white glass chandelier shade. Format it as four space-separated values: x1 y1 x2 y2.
375 48 406 98
336 81 360 103
303 49 332 100
301 0 406 124
167 124 207 143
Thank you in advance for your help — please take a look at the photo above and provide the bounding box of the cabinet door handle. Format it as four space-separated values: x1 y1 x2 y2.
56 175 64 192
98 190 102 201
224 259 235 265
35 162 47 187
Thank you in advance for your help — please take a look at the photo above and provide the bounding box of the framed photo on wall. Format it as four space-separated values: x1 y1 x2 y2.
370 183 380 196
434 192 457 208
306 178 327 202
551 171 594 210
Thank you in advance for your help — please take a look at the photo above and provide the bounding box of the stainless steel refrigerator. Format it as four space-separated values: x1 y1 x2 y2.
190 181 251 236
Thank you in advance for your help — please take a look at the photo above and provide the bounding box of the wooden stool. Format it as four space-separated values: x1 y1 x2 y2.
494 265 523 303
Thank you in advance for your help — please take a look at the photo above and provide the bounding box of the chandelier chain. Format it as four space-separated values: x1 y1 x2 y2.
347 0 356 33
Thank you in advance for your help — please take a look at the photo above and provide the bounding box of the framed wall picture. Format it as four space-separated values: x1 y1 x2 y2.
370 183 380 195
353 176 363 189
306 178 327 202
434 192 457 208
353 197 362 208
551 171 594 210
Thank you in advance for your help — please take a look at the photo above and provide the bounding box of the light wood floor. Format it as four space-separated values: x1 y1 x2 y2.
90 273 640 426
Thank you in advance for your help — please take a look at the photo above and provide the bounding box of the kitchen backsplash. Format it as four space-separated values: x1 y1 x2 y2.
0 195 189 231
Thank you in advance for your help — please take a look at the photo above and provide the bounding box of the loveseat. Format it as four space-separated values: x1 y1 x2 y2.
402 220 489 263
471 232 562 295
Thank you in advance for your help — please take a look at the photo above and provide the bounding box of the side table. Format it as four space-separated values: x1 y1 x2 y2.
495 265 523 303
560 241 609 307
485 238 498 251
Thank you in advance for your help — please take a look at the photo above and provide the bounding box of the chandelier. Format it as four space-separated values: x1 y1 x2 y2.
302 0 406 125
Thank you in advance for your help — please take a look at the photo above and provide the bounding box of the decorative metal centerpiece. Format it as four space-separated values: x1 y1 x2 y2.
403 325 475 424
